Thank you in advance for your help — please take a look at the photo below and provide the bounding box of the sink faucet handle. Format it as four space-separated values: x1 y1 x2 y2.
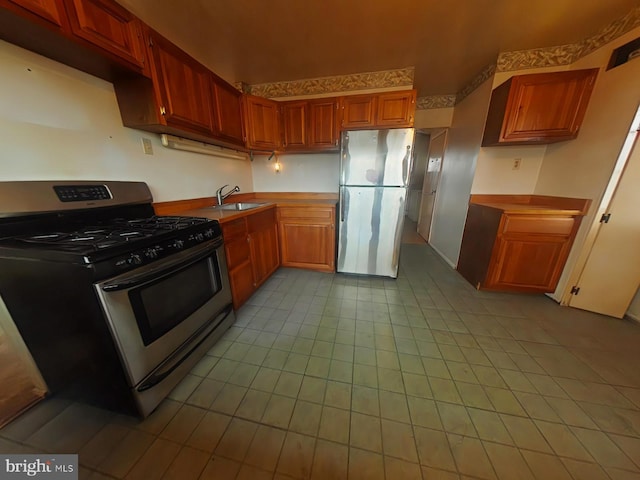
216 184 229 195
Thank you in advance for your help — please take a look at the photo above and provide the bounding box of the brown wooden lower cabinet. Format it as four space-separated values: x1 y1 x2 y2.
277 205 336 272
248 209 280 288
457 195 590 293
221 206 279 309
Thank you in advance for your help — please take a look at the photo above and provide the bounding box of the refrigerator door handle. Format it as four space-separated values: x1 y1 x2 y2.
340 187 346 222
402 144 412 186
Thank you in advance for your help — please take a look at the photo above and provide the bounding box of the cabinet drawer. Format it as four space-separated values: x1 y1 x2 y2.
225 238 250 270
502 215 574 236
278 206 333 222
221 218 247 242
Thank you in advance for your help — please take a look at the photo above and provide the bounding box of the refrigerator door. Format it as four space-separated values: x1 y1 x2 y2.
337 186 406 278
340 129 414 187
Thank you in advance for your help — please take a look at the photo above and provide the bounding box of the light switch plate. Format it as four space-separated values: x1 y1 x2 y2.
141 138 153 155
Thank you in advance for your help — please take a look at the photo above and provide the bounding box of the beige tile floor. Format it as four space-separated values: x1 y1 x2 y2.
2 244 640 479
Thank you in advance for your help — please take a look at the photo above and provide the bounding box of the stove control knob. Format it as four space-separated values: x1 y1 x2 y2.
195 233 204 242
204 228 215 239
144 248 158 259
128 254 143 265
173 239 185 249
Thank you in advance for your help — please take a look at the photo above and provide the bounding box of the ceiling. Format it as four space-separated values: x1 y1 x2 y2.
117 0 639 97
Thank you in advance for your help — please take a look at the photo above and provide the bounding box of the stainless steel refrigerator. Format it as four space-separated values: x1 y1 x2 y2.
337 128 415 278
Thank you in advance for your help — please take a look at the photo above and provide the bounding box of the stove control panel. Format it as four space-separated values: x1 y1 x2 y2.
108 221 222 275
54 185 111 202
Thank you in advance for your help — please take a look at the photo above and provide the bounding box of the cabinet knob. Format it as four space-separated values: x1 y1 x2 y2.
160 106 166 116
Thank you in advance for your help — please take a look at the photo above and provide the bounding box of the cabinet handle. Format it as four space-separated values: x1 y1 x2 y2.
160 106 166 116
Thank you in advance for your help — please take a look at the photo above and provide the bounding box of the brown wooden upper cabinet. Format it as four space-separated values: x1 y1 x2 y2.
211 78 245 146
341 94 377 129
281 101 308 150
145 30 214 135
279 97 340 152
340 89 416 130
308 98 340 149
244 94 281 151
376 90 417 127
5 0 68 29
482 68 599 146
63 0 146 72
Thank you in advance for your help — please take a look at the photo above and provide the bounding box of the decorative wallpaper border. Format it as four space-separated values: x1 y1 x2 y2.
420 5 640 109
416 95 456 109
241 6 639 109
455 63 497 104
248 67 414 99
497 6 640 72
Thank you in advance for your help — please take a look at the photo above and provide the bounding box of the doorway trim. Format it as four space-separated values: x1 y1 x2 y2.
417 128 448 243
559 103 640 306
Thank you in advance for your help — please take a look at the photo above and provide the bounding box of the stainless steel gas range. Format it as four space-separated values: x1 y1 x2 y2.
0 181 235 417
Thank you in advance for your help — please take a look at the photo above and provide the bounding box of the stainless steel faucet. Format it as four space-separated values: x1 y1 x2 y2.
216 184 240 205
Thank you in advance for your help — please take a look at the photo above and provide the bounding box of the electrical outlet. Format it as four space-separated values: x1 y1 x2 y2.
513 158 522 170
141 138 153 155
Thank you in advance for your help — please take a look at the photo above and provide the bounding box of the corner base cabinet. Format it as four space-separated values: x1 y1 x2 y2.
277 205 336 272
457 195 590 293
221 207 279 309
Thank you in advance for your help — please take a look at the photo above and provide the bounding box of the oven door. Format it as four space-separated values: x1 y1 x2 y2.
94 237 233 389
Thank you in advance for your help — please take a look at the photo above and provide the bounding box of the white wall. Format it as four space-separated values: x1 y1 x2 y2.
251 153 339 192
472 145 546 194
429 77 493 266
0 40 253 202
534 26 640 301
415 108 454 130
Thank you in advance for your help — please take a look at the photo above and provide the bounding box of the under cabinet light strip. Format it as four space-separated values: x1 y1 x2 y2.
160 134 248 160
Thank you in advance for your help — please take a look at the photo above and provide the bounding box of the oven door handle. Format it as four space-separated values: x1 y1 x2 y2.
137 304 233 392
100 238 223 292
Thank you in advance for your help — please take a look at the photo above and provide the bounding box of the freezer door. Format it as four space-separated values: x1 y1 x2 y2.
340 129 414 187
337 186 406 278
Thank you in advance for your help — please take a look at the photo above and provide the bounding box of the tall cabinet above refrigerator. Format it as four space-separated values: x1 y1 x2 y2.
337 128 415 278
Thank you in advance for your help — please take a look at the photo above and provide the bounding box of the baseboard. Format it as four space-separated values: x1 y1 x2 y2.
428 243 456 268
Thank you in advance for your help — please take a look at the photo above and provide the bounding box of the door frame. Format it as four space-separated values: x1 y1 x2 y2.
417 129 447 242
560 104 640 307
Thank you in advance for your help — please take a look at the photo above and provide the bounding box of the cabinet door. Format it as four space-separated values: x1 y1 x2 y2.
228 260 255 310
308 99 339 150
501 69 598 143
486 235 571 292
249 224 279 287
64 0 145 70
376 90 416 127
212 79 245 145
279 223 334 271
341 95 376 129
6 0 67 28
248 208 279 287
278 206 335 272
148 33 214 135
281 101 307 150
244 94 280 150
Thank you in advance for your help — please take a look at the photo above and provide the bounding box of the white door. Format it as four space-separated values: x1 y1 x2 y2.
417 130 446 241
569 108 640 318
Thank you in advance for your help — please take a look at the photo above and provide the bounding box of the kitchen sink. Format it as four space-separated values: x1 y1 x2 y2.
216 202 265 211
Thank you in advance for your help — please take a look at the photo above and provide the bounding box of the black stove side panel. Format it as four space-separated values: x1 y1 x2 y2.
0 258 138 415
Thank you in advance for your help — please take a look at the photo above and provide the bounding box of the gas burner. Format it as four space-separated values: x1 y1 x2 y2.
11 215 214 254
24 233 70 243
